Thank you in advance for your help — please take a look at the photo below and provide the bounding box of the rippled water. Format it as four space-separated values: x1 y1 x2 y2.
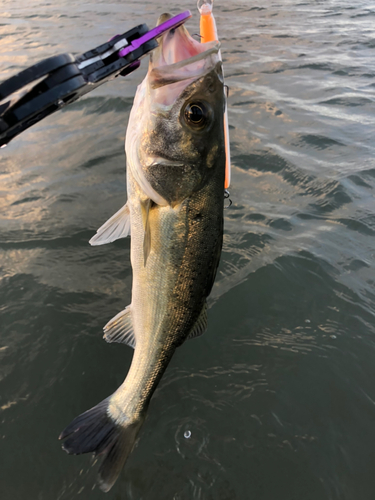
1 1 375 499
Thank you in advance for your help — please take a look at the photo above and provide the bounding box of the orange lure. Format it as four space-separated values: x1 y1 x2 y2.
198 0 231 189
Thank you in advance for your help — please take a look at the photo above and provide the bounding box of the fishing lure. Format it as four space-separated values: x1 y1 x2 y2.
198 0 231 189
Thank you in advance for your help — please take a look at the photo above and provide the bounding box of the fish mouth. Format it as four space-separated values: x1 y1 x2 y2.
149 13 220 89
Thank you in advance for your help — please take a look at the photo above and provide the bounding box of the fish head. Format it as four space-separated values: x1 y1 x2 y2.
126 13 225 207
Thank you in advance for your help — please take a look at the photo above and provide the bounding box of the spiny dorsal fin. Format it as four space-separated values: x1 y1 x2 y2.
103 306 136 349
141 199 152 266
89 203 131 246
186 302 208 341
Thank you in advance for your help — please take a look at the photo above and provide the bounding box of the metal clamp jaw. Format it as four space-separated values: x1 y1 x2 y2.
0 11 191 147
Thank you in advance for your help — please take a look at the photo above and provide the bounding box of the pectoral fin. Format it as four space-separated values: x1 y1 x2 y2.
103 306 136 349
141 199 152 266
186 302 208 341
89 203 131 246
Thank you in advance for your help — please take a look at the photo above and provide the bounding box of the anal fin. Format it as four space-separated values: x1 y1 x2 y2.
103 306 136 349
89 202 131 246
186 302 208 341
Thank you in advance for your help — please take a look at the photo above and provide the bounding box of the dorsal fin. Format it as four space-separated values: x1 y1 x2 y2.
103 306 136 349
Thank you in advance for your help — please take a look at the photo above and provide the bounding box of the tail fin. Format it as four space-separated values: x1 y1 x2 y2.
59 398 144 492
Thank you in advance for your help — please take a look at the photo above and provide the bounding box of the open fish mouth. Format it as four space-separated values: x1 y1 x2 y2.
149 13 221 89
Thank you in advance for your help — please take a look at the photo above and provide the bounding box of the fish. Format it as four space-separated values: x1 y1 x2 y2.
59 13 226 492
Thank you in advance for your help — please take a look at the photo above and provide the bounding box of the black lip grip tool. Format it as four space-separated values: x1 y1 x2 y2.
0 11 191 148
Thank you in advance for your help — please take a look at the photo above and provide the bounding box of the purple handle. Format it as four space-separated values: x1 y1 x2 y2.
118 11 192 58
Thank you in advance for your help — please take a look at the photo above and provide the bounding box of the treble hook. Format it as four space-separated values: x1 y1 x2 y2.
224 189 232 209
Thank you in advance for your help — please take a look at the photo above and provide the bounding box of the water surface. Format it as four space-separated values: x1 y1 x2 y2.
1 1 375 499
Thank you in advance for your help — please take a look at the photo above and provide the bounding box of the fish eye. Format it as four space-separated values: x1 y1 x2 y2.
184 102 209 129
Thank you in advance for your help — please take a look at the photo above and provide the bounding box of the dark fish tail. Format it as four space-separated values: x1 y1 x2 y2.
59 398 144 492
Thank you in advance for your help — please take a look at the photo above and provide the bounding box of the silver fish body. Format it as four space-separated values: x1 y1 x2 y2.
60 14 226 492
